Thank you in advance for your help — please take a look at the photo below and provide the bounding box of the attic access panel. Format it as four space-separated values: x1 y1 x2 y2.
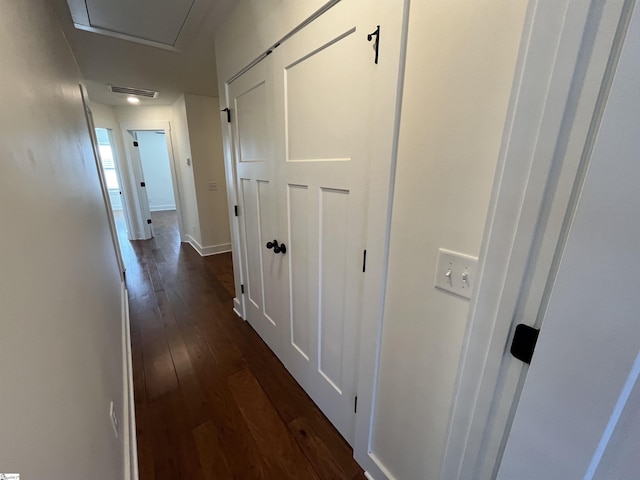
67 0 208 51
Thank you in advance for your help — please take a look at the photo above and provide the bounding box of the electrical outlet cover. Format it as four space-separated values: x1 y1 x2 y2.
109 401 119 438
434 248 478 300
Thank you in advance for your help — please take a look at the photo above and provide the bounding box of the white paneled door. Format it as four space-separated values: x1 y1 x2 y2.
229 58 285 355
229 0 400 445
272 3 375 444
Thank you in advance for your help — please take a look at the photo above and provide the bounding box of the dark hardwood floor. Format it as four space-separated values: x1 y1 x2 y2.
115 210 366 480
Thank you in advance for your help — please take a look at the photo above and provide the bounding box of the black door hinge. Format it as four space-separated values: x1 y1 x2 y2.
133 141 139 147
367 25 380 64
234 205 239 216
221 107 231 123
140 182 146 187
510 324 540 364
354 395 358 414
362 250 367 273
241 284 245 294
147 219 152 225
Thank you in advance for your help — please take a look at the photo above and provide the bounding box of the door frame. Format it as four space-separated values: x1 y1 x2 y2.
79 84 126 278
120 121 185 241
439 1 635 479
220 86 247 319
96 126 135 244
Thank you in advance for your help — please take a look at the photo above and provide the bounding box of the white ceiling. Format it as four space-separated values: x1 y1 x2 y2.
52 0 236 105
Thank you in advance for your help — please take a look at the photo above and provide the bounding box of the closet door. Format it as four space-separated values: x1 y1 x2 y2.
271 1 382 444
228 0 404 447
229 57 285 356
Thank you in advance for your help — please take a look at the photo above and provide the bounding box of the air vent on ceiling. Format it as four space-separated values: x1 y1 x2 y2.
108 85 159 98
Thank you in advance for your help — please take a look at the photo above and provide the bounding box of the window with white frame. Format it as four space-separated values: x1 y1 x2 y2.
95 128 120 190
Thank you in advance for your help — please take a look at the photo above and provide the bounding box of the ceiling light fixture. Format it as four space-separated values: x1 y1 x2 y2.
127 96 140 104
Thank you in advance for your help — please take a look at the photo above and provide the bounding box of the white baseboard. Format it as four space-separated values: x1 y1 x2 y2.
121 283 139 480
200 243 232 256
149 205 176 212
233 297 244 319
184 235 232 256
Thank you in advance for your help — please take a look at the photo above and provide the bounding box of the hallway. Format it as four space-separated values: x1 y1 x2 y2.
124 211 365 479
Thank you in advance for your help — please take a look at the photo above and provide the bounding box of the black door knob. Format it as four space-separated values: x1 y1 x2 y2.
266 240 286 254
266 240 277 250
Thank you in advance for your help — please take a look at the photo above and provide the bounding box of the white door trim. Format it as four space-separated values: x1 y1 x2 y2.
121 281 139 480
79 84 126 277
220 84 247 320
352 0 410 478
439 1 635 479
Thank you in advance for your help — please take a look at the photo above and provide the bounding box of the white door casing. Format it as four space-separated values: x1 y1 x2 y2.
79 84 126 277
497 2 640 476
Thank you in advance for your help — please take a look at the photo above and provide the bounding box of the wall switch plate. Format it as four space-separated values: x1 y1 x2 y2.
208 181 218 191
434 248 478 300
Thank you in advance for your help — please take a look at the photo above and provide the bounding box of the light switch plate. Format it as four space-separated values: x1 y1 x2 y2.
434 248 478 300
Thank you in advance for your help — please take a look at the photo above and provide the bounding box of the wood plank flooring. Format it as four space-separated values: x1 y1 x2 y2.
117 210 366 480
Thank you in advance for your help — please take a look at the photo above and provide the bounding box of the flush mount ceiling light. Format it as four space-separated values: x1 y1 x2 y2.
127 96 140 104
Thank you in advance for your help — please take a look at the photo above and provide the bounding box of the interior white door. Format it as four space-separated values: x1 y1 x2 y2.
229 57 286 354
270 1 381 444
126 131 153 239
227 0 403 446
497 5 640 478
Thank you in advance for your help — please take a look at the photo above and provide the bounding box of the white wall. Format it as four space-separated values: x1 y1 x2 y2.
214 0 327 85
114 104 174 126
0 2 125 479
371 2 527 479
183 94 230 253
171 95 203 243
136 130 176 211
